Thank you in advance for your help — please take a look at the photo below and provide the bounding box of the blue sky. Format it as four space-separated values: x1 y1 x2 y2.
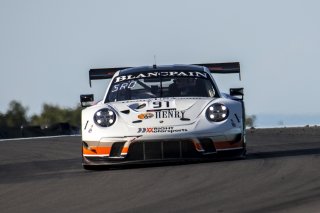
0 0 319 126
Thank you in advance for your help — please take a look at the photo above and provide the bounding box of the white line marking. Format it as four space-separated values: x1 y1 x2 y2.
0 135 80 142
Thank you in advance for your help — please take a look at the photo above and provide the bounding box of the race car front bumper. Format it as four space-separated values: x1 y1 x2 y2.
82 133 246 166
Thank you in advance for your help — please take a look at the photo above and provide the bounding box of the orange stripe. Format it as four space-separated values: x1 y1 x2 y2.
214 140 243 149
121 147 129 154
82 146 111 155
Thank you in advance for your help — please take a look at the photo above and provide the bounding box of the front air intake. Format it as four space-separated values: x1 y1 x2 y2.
109 142 125 157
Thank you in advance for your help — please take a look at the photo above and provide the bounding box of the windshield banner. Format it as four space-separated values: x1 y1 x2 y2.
115 71 208 83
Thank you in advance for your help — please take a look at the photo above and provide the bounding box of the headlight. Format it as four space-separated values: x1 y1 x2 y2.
206 103 229 122
94 108 116 127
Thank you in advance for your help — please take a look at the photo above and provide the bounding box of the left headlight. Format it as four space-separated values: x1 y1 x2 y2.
94 108 116 127
206 103 229 122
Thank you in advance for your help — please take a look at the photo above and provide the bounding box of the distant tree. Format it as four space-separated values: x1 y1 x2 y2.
30 114 41 127
246 115 256 127
0 112 5 127
68 105 82 127
1 100 82 129
5 101 29 127
30 103 81 128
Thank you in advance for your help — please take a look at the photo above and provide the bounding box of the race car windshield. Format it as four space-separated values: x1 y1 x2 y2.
106 72 217 102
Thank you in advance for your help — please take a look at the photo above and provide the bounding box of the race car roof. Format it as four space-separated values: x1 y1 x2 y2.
89 62 240 86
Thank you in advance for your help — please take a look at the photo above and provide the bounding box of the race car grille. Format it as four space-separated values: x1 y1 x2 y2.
126 140 202 161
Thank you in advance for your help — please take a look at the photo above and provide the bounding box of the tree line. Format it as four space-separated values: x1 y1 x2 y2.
0 100 256 129
0 101 81 128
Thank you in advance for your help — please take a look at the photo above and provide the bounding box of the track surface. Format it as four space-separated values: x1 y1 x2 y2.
1 127 320 213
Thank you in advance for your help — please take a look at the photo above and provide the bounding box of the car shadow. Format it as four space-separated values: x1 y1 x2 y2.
87 146 320 171
1 147 320 184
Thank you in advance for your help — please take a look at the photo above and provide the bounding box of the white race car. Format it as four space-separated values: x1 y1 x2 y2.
80 63 246 169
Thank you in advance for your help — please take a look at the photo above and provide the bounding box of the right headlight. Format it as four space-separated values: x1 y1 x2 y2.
206 103 229 122
93 108 116 127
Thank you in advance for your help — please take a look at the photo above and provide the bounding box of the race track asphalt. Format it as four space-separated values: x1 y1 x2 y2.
1 127 320 213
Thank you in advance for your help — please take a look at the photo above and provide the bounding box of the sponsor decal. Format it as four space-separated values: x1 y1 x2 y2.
137 127 188 134
111 81 136 93
115 71 208 83
138 112 154 119
155 110 186 119
137 109 186 119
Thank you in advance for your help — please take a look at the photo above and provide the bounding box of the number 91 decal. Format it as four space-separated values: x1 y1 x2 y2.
150 100 175 109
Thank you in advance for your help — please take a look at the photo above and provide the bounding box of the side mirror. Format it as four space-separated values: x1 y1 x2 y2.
80 94 94 107
230 88 244 100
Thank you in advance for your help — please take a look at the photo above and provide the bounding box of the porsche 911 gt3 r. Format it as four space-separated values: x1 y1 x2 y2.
80 62 246 169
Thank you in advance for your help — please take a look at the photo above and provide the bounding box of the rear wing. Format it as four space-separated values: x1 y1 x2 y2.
89 67 129 87
88 62 241 86
193 62 241 80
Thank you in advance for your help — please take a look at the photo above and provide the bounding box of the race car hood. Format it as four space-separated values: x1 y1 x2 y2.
109 97 212 127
